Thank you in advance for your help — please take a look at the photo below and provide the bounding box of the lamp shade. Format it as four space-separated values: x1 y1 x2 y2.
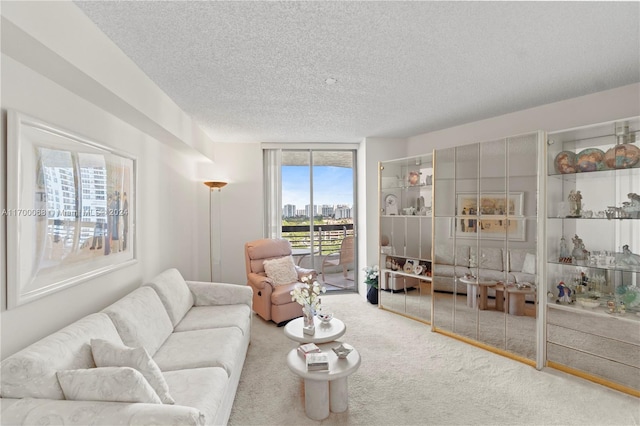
204 181 227 190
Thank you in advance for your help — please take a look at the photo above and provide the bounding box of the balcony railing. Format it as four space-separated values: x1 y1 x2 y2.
282 223 354 256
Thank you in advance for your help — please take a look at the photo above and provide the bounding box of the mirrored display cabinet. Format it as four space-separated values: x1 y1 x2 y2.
378 154 433 323
545 117 640 394
432 132 543 364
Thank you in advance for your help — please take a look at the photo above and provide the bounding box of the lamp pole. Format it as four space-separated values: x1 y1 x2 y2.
203 181 227 281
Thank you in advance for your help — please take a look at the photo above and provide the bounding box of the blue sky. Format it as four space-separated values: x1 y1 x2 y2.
282 166 353 207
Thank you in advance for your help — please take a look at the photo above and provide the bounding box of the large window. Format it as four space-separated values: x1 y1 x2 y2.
264 149 356 291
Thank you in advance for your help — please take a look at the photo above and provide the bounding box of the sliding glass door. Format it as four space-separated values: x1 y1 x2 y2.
265 149 357 292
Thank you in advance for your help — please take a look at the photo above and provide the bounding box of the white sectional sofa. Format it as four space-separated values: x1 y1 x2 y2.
0 268 253 426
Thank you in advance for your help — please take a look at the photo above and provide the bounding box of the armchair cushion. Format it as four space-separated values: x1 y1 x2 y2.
263 255 298 286
56 367 162 404
270 282 300 305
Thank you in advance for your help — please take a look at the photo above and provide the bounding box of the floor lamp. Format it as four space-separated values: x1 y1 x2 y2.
204 181 227 281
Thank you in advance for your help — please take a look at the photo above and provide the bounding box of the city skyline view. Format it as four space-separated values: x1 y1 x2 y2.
282 165 353 208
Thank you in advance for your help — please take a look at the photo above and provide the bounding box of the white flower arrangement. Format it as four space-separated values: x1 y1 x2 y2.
363 265 379 288
290 275 326 312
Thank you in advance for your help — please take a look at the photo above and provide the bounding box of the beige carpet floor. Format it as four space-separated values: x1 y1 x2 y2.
228 293 639 425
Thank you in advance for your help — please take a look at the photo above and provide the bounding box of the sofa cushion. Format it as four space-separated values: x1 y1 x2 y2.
187 281 253 308
470 247 503 271
163 367 229 425
477 269 510 282
512 271 537 284
57 367 162 404
0 398 204 426
0 313 122 400
435 245 470 267
91 339 175 404
102 287 173 356
509 249 536 272
153 327 244 375
174 305 251 336
144 268 194 327
263 256 298 286
522 253 537 274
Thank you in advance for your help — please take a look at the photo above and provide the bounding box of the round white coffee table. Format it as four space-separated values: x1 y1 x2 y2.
284 317 346 343
286 342 361 420
459 276 497 310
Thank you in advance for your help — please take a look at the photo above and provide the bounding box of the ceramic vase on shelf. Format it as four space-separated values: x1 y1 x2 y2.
302 304 315 335
604 122 640 169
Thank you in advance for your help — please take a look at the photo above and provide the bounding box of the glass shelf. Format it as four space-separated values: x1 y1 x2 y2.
546 260 640 274
548 303 640 324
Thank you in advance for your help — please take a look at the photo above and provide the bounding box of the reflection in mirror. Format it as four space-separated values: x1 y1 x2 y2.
432 133 540 363
475 138 507 352
432 217 457 333
452 144 480 341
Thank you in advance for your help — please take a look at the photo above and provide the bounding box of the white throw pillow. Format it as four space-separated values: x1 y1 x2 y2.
91 339 175 404
263 256 298 286
57 367 162 404
522 253 536 274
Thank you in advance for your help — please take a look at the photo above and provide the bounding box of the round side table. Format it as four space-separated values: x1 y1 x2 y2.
459 277 497 310
284 317 346 343
286 342 361 420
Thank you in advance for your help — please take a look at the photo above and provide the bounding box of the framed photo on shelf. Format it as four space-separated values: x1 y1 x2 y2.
6 111 137 309
453 192 525 241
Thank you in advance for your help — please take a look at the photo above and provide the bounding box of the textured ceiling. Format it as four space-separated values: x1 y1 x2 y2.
74 1 640 144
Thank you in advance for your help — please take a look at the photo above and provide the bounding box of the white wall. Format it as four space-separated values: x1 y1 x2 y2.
208 142 264 286
407 83 640 152
0 2 218 359
0 54 210 358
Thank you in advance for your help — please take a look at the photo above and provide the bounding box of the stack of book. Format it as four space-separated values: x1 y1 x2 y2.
297 343 321 358
306 353 329 371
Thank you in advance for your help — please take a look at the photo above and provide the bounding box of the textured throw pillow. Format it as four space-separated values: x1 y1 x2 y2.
263 256 298 286
522 253 537 274
57 367 162 404
91 339 175 404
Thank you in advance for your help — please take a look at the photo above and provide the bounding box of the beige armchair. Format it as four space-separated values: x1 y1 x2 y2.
244 238 317 326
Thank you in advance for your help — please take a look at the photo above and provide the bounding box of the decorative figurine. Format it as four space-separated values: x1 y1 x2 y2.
567 190 583 217
558 236 572 263
622 193 640 218
556 282 572 304
571 234 588 264
618 245 640 267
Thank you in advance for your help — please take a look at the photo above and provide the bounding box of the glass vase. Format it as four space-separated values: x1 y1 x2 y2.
302 304 315 335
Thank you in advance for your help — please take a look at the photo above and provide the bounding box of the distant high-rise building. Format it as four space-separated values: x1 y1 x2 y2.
335 205 352 219
321 204 334 217
305 204 319 217
283 204 296 218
